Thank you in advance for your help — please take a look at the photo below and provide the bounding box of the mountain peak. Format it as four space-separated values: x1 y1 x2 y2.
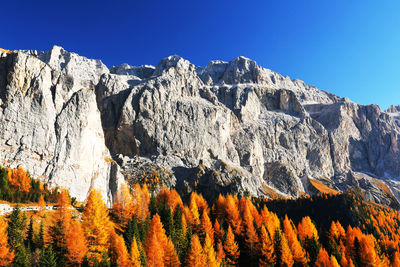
153 55 195 76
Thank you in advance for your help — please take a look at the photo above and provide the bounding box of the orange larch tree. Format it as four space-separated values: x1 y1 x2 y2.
112 183 135 224
181 214 187 235
330 255 341 267
283 215 307 266
38 195 46 216
66 220 88 265
189 195 200 225
259 225 275 267
224 226 240 266
164 238 180 267
0 215 14 266
340 250 355 267
200 210 214 244
358 234 381 266
224 194 242 235
213 194 226 220
186 234 206 267
145 233 164 267
314 248 331 267
203 233 220 267
110 232 132 267
82 189 114 263
130 237 142 267
51 188 73 260
132 184 150 224
279 231 294 267
260 206 280 239
213 220 224 245
7 166 31 192
54 189 72 227
242 199 258 259
329 221 345 242
216 241 225 263
297 216 319 243
145 214 168 255
191 192 209 215
156 187 183 213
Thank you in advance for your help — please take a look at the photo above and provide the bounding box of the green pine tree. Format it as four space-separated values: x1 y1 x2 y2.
8 206 24 250
149 194 157 216
171 208 187 260
274 229 282 267
0 167 12 201
123 216 140 251
304 236 320 266
139 217 150 242
49 219 67 266
13 244 29 267
36 221 44 249
159 204 174 238
26 216 35 250
138 241 147 267
39 245 57 267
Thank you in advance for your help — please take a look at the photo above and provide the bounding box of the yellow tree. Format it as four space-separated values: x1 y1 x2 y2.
283 215 307 266
181 215 187 235
55 189 72 227
213 194 226 220
130 237 142 267
66 220 88 265
314 248 330 267
51 188 73 259
156 187 183 213
110 232 132 267
7 166 31 192
213 220 224 244
38 195 46 216
204 233 220 267
145 214 168 255
133 184 150 223
330 255 341 267
0 215 14 266
191 192 209 215
297 216 319 243
242 200 258 258
259 225 275 266
82 189 114 263
164 238 180 267
189 195 200 225
112 183 134 224
279 232 294 267
145 233 164 267
225 195 242 235
216 241 225 263
200 210 214 243
224 226 240 266
186 234 206 267
261 206 280 238
358 234 381 266
329 221 345 242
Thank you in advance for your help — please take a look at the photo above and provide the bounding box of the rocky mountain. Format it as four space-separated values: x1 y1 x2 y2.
386 105 400 120
0 46 399 207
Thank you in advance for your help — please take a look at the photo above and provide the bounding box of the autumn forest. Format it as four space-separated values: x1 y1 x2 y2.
1 166 400 266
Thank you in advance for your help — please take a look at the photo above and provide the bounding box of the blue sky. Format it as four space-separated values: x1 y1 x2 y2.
2 0 400 109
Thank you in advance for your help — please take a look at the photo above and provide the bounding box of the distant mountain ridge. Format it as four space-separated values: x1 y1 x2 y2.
0 46 399 207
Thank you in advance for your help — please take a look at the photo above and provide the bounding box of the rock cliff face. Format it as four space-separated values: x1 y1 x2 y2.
0 46 399 207
0 47 123 205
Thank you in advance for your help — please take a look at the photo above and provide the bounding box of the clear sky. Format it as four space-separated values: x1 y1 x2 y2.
2 0 400 109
